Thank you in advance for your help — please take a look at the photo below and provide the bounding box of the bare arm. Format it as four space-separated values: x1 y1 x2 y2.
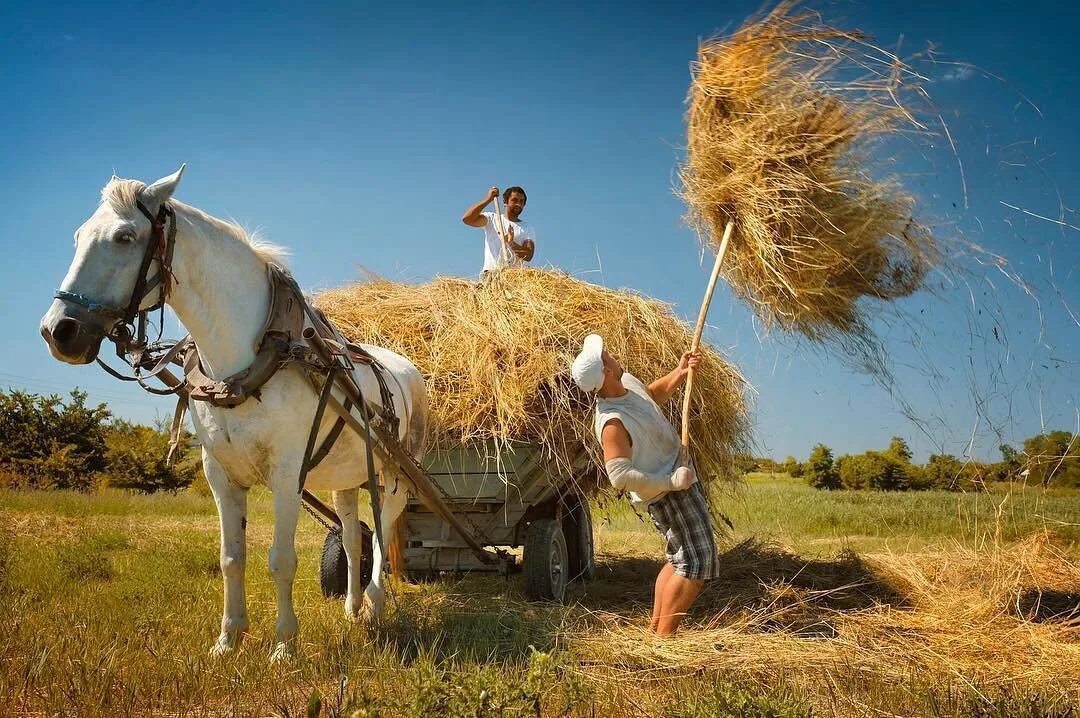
462 186 499 227
601 418 633 462
647 351 701 405
601 418 695 493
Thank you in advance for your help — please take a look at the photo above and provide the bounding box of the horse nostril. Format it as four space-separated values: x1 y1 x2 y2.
52 317 81 347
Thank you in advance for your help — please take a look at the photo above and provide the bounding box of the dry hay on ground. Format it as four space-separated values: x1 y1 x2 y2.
680 3 939 364
570 532 1080 710
314 268 752 486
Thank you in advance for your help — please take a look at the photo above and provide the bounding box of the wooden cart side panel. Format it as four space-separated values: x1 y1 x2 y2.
404 442 596 576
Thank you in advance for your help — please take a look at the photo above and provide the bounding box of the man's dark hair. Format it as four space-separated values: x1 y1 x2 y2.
502 186 527 204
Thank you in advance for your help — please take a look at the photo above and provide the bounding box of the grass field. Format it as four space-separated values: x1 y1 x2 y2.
1 475 1078 717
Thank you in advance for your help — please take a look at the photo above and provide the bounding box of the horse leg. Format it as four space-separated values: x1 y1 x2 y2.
206 454 249 656
267 476 302 662
331 488 366 620
361 470 408 623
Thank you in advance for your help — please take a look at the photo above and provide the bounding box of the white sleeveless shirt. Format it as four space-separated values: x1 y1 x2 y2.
480 211 535 272
594 373 682 506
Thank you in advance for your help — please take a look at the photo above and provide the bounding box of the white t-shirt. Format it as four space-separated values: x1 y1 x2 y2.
594 372 683 507
479 211 535 272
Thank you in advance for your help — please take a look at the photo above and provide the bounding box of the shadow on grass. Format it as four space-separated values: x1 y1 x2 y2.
579 537 909 636
353 538 911 663
1015 588 1080 624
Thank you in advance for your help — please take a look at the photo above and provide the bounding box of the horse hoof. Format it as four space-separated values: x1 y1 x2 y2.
269 641 295 663
357 594 383 625
209 634 238 657
344 597 363 622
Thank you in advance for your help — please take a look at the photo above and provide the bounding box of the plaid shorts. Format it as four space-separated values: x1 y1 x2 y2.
647 483 719 580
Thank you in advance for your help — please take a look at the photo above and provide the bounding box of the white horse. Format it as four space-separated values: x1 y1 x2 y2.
40 166 427 661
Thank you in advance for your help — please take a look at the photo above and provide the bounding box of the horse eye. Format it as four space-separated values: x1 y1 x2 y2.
113 232 136 245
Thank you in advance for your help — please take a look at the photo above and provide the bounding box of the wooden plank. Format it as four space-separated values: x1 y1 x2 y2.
319 391 498 565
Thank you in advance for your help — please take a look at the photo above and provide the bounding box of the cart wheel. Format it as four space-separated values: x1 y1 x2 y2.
562 497 595 582
319 524 373 599
523 519 568 603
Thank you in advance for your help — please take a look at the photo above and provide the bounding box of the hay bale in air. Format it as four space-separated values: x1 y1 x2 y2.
680 2 939 365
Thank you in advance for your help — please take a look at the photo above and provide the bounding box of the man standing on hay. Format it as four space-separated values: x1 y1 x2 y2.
461 186 536 274
572 334 717 635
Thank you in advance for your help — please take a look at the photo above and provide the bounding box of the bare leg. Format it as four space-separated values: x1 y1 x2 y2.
649 562 675 632
206 453 249 656
655 574 704 636
332 488 365 620
268 482 302 662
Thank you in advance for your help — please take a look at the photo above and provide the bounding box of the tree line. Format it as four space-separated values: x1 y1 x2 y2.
3 388 1077 494
749 434 1080 490
0 389 200 493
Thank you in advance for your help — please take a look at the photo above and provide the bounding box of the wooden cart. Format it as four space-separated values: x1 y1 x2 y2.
316 441 595 603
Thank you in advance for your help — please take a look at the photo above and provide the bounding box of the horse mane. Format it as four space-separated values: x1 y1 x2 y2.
100 177 290 267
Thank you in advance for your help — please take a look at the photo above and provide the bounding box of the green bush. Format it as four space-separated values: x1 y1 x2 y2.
782 456 805 478
0 388 198 493
805 444 840 490
103 420 199 493
923 454 966 490
838 451 914 491
670 679 810 718
0 389 110 490
835 454 861 489
1023 431 1080 488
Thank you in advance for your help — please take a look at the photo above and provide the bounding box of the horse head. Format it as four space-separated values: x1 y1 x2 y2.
40 165 185 364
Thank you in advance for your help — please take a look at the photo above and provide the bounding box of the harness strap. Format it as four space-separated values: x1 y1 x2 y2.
297 367 384 554
183 336 292 406
356 373 384 551
166 396 188 465
298 367 339 493
349 344 399 434
131 201 172 318
97 356 143 382
181 264 306 408
303 304 402 447
307 396 352 469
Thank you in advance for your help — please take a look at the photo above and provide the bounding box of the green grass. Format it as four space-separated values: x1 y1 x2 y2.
588 473 1079 559
722 473 1080 554
1 479 1078 717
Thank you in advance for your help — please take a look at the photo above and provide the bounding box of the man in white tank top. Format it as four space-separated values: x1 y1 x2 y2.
571 333 719 635
461 186 536 275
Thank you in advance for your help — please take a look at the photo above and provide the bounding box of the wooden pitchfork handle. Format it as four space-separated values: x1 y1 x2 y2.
680 220 734 451
492 192 512 263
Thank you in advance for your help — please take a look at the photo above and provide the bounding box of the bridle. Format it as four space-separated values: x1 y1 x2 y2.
53 197 184 394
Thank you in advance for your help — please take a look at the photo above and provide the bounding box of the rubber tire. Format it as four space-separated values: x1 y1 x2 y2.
523 519 569 603
562 497 596 582
319 524 373 599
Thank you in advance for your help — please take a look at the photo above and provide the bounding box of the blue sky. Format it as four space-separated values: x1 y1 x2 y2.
1 0 1076 463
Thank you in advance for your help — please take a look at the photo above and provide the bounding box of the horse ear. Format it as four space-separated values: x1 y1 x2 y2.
142 164 186 210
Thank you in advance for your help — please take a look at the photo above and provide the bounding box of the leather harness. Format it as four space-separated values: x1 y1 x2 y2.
170 262 401 489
